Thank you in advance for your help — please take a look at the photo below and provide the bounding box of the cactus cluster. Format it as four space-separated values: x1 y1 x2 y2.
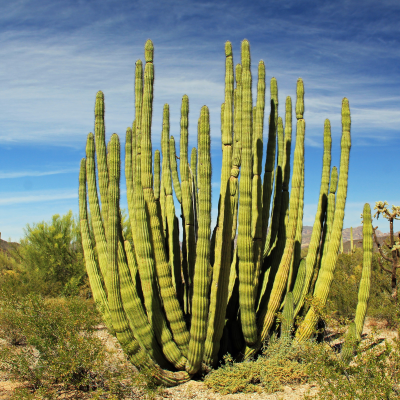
79 39 358 385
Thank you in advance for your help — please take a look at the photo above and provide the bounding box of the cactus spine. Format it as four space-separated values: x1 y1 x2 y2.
80 40 359 384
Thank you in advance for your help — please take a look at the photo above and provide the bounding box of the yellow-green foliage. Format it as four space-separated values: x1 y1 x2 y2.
327 248 397 326
204 336 308 394
0 211 88 298
0 294 163 400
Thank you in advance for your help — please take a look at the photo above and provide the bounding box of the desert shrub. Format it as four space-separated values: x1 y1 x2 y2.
0 293 161 399
327 248 398 326
204 336 308 394
0 294 102 386
302 333 400 399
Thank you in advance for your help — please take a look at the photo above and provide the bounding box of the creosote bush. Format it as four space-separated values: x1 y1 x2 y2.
0 294 160 399
327 248 400 327
204 336 308 395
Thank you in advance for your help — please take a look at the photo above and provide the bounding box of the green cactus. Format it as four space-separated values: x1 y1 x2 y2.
204 42 235 366
281 292 294 340
354 203 373 341
310 165 338 296
79 39 358 384
341 322 357 364
186 106 211 374
237 39 257 346
294 117 332 318
340 234 344 254
350 227 354 253
170 136 182 204
296 98 351 341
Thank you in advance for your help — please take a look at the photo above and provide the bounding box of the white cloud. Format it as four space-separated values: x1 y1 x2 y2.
0 168 78 179
0 189 78 206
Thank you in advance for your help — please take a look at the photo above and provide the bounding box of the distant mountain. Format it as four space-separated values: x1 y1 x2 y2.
0 238 19 253
301 225 397 250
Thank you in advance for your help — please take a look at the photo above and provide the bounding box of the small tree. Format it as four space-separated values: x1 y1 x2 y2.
18 211 86 296
372 201 400 300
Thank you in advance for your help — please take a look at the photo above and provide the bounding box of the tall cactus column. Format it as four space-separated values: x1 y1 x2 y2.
187 106 211 374
252 60 266 294
238 39 257 345
294 116 332 318
296 98 351 341
355 203 373 341
204 42 235 367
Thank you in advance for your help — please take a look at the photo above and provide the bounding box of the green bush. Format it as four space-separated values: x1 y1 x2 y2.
327 248 398 326
0 294 162 399
204 336 308 394
302 334 400 399
0 211 90 298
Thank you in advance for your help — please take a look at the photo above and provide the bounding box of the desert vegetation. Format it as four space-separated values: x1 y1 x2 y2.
1 39 399 399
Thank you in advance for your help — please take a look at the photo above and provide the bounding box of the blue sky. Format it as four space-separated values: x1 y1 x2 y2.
1 0 399 241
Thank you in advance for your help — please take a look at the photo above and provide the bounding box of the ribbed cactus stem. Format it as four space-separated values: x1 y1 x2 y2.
170 136 182 204
238 39 257 345
94 91 109 226
187 106 211 374
134 60 143 196
291 164 304 289
119 238 170 369
261 78 278 258
107 133 134 347
191 147 199 238
354 203 373 341
204 41 235 366
350 227 354 253
292 258 306 307
296 98 351 341
251 60 266 294
138 42 190 355
79 158 113 332
281 292 294 340
314 165 338 293
294 118 331 317
265 115 284 257
341 322 357 364
283 96 292 191
134 149 187 370
230 63 242 242
141 39 154 191
85 133 109 284
295 78 304 119
179 95 195 316
154 150 160 200
247 117 305 359
125 126 135 220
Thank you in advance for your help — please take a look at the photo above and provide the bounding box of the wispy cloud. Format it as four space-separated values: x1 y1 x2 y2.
0 189 77 206
0 168 78 179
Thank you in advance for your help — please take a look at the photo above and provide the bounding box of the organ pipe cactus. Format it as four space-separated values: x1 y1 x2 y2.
350 227 354 253
79 39 365 384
